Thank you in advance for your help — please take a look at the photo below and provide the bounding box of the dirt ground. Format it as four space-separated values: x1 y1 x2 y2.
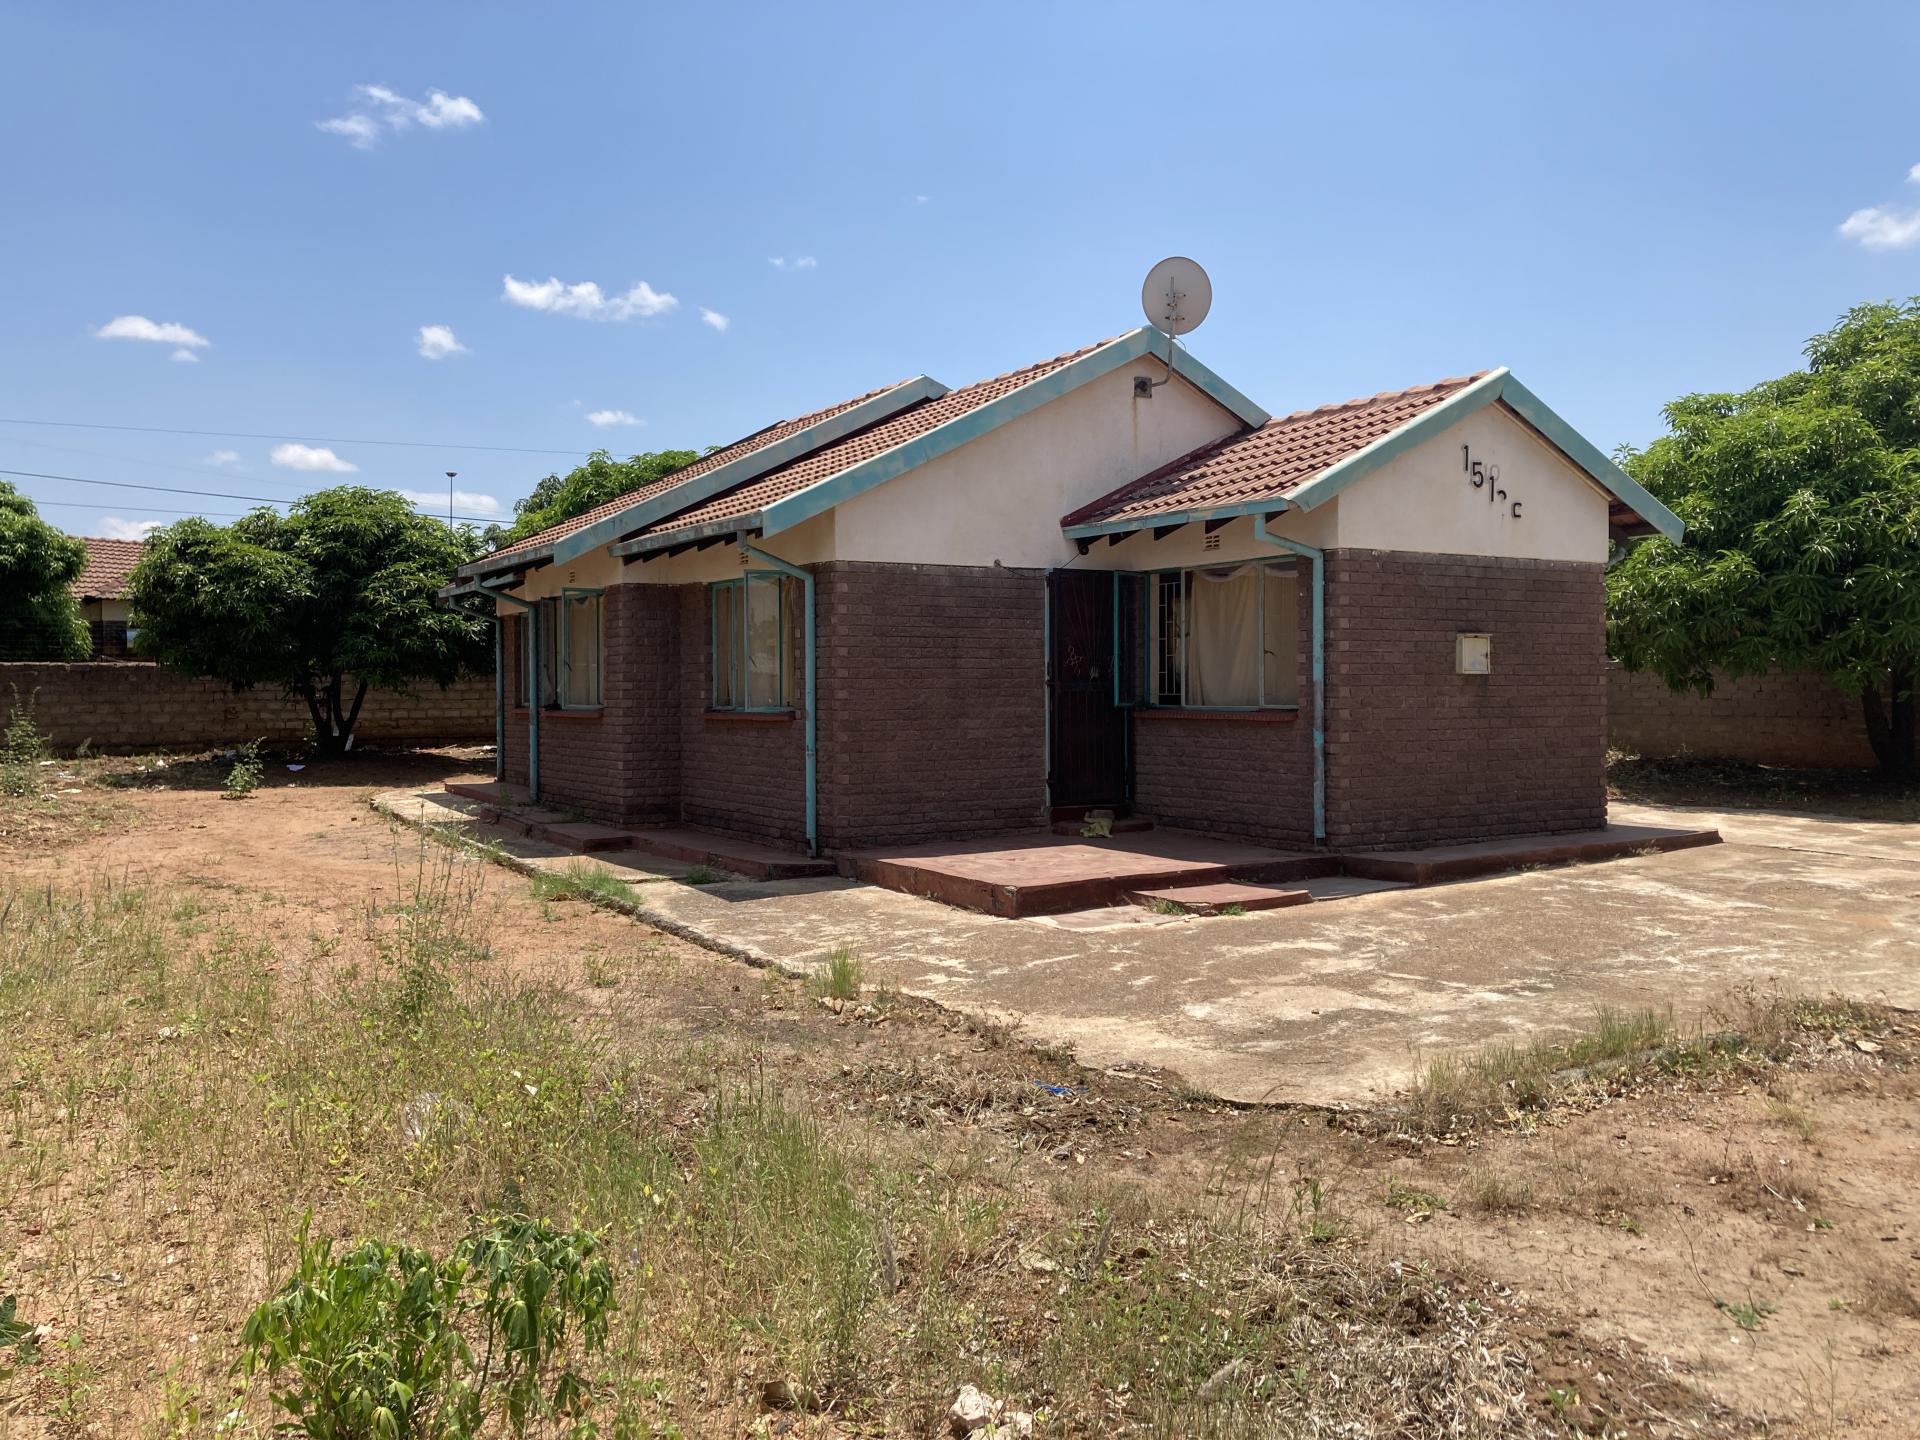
7 746 1920 1437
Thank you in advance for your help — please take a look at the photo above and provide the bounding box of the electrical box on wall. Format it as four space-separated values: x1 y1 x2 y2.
1456 633 1492 675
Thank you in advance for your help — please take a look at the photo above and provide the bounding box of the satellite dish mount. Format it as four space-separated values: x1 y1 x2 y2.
1135 256 1213 397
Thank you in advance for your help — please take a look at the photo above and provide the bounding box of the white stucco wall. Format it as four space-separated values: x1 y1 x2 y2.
1329 403 1610 563
824 362 1242 569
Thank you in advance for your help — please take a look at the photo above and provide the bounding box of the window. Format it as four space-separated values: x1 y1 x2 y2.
1146 562 1298 708
517 591 602 709
710 574 794 711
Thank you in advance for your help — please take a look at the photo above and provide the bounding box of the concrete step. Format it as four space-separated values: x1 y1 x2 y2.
531 821 638 853
1129 882 1313 916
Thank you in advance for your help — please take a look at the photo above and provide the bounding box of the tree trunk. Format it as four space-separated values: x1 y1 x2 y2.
1860 663 1917 780
303 673 356 758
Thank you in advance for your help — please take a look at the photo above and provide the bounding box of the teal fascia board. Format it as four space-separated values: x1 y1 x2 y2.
611 514 761 558
545 375 949 567
1062 496 1285 542
757 327 1267 540
1283 369 1510 514
1495 374 1684 542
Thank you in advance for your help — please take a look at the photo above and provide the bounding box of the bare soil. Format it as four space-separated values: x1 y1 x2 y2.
6 747 1918 1437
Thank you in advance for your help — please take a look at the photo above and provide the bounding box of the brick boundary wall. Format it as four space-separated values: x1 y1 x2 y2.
0 662 494 753
1606 663 1893 771
1324 549 1607 849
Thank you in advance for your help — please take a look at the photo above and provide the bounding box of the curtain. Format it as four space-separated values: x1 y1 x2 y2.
564 594 599 707
1189 567 1260 705
745 575 783 707
1262 569 1299 705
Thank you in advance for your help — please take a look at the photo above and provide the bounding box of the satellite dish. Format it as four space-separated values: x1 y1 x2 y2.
1141 256 1212 336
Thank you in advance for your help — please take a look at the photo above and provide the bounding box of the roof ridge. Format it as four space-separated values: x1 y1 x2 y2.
1270 372 1490 425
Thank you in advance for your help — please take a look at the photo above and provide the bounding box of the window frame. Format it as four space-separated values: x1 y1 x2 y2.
558 588 603 710
708 573 792 713
1134 560 1300 711
519 590 603 711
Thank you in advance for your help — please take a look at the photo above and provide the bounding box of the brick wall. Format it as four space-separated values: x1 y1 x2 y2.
0 662 493 753
1607 663 1889 771
816 562 1048 848
1129 565 1316 847
1324 550 1606 848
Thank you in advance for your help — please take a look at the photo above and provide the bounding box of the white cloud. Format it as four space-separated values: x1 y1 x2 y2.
768 256 818 271
585 408 642 427
96 314 210 349
271 442 358 473
98 517 164 541
318 85 484 148
399 488 504 516
206 449 241 466
170 348 200 363
700 307 729 332
914 194 930 204
417 323 468 360
501 274 677 321
1840 163 1920 251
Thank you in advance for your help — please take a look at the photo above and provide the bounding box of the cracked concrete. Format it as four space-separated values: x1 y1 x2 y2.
380 789 1920 1107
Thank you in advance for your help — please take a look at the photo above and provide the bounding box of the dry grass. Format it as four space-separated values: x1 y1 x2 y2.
0 853 1614 1438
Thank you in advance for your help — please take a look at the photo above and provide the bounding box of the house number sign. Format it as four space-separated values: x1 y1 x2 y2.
1462 445 1522 519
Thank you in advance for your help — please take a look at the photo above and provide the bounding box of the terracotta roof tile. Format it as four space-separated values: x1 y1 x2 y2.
631 337 1121 541
1063 373 1489 529
69 536 145 600
487 377 919 561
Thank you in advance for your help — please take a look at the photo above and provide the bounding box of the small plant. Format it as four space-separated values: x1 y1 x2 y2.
223 739 265 800
239 1213 614 1440
530 863 638 907
1716 1297 1775 1331
1080 813 1114 839
1149 898 1187 916
1383 1178 1447 1216
1618 1214 1645 1236
1218 903 1247 917
1 688 51 798
813 945 864 1002
681 864 719 886
50 1333 100 1428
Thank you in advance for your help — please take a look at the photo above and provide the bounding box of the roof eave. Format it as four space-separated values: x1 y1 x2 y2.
609 514 764 558
1061 496 1289 541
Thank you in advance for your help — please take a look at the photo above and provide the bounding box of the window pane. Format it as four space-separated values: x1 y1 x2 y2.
1152 573 1184 704
564 594 599 707
1262 568 1299 706
1188 568 1259 706
712 585 738 707
538 599 563 707
745 575 783 708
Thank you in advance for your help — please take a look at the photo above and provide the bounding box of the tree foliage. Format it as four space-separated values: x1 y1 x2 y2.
484 448 701 549
129 487 490 756
0 481 90 661
1607 300 1920 776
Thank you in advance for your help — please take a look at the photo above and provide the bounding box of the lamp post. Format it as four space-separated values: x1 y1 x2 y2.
446 471 458 528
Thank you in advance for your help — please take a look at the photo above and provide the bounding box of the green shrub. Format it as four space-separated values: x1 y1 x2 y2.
1 688 50 798
223 740 265 800
238 1213 614 1440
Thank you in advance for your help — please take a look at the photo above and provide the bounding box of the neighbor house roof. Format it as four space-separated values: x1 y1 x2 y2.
1062 367 1685 542
70 536 145 600
609 327 1269 557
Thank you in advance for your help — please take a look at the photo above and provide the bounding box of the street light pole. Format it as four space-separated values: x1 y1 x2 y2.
446 471 458 528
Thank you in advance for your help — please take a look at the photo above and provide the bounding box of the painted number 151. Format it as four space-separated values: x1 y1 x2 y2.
1462 445 1523 519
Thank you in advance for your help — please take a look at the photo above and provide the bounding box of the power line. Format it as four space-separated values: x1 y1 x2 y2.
25 497 254 521
0 416 590 458
1 467 502 526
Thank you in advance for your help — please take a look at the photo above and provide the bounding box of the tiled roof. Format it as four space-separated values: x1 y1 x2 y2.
1063 373 1489 529
629 337 1121 542
70 536 145 599
486 377 920 562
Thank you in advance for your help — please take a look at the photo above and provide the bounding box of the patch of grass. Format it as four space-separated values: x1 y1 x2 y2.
1463 1167 1533 1215
680 863 719 885
1716 1298 1776 1331
1383 1178 1446 1216
529 862 640 908
811 945 864 1003
1766 1088 1819 1141
1149 898 1187 916
1218 904 1247 917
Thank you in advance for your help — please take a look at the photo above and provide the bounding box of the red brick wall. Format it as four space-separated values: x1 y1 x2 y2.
816 562 1048 848
1129 565 1316 847
1607 663 1887 771
500 586 680 824
0 662 492 753
1324 550 1606 848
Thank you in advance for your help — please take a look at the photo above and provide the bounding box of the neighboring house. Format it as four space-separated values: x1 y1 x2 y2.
70 536 145 659
446 327 1680 855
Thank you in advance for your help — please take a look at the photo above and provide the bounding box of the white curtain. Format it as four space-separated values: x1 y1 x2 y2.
1189 567 1261 706
1263 569 1299 705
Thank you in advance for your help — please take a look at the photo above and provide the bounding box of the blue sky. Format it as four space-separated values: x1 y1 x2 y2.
4 2 1918 541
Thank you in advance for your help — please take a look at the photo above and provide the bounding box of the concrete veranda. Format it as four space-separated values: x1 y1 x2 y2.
380 787 1920 1107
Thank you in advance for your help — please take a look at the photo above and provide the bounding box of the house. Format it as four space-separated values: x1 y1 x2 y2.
70 536 145 659
446 328 1680 856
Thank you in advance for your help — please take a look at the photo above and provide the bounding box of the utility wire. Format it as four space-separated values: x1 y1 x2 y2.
2 468 501 526
0 416 589 458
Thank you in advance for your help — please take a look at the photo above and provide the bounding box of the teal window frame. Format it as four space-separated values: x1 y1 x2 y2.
709 573 792 712
558 588 603 709
1134 560 1300 711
